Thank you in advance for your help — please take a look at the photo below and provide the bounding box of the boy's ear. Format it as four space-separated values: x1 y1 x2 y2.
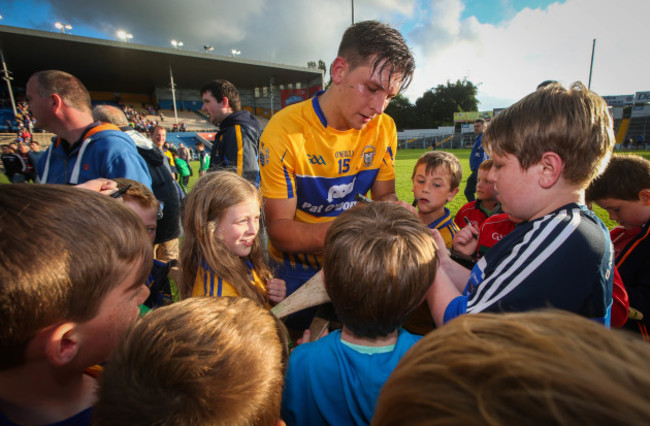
448 187 460 202
639 189 650 205
330 57 348 85
42 322 80 367
538 152 563 189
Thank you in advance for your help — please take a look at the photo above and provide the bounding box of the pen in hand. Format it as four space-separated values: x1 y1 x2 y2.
110 184 132 199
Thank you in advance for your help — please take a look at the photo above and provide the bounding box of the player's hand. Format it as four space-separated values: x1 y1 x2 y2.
75 178 119 197
430 229 450 260
452 224 479 255
267 278 287 304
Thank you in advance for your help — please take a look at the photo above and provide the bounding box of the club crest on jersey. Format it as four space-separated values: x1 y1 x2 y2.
307 154 327 165
259 143 270 167
362 146 376 167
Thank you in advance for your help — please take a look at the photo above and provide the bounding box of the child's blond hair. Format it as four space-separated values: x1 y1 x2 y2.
95 297 289 425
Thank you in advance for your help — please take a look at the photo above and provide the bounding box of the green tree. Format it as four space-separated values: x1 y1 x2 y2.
384 94 414 131
414 78 479 128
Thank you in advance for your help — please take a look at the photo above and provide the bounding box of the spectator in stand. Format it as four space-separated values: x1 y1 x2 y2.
201 79 261 185
1 144 26 183
26 70 151 187
16 143 37 183
454 159 500 229
28 141 44 176
464 118 489 202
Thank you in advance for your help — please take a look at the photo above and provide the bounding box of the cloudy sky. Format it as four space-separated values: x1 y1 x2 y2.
1 0 648 110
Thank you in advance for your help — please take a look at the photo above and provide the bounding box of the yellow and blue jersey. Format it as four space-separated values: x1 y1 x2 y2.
191 259 266 298
259 93 397 273
426 207 459 249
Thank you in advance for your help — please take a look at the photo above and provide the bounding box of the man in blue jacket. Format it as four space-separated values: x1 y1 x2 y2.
464 118 488 202
201 79 260 186
27 70 151 187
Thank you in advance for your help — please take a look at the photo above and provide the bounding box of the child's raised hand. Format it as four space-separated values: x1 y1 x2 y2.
266 278 286 303
452 224 479 255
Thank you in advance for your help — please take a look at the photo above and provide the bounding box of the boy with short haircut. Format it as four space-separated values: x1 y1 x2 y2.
454 159 499 229
95 297 288 426
0 184 151 425
114 178 173 308
428 82 615 326
281 202 438 425
412 151 462 248
586 153 650 335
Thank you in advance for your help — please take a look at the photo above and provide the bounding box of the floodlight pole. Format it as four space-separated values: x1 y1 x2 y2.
270 77 275 116
169 65 179 124
588 38 596 90
0 48 17 118
351 0 355 24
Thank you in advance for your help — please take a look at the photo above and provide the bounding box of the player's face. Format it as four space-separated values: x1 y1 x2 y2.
488 151 540 221
335 57 401 131
476 168 497 201
412 164 458 219
76 261 150 365
201 92 230 125
216 198 261 258
474 121 486 134
597 197 649 229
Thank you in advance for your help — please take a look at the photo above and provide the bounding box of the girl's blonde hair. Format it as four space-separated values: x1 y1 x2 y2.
180 171 271 304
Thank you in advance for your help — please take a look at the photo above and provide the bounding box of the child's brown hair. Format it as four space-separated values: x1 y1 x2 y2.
411 151 463 190
0 184 151 369
484 82 615 188
373 310 650 425
95 297 289 425
586 154 650 202
323 202 438 338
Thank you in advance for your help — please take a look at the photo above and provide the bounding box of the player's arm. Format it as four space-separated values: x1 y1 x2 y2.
263 197 332 254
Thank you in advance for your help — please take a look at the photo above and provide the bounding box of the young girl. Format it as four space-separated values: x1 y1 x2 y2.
180 171 286 306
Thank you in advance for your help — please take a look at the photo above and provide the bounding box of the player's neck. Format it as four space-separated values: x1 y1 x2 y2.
318 89 350 131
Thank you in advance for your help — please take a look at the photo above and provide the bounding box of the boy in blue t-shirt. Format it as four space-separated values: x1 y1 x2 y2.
281 202 438 425
427 82 615 326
